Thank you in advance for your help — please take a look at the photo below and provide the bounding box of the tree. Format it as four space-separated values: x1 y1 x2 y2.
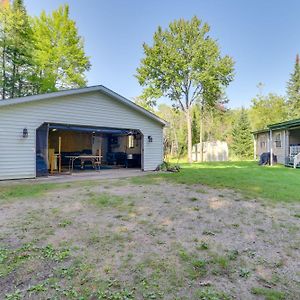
157 104 187 158
0 0 35 99
136 16 234 162
133 96 156 113
231 108 253 159
249 93 288 131
31 4 91 93
0 0 11 99
287 54 300 118
8 0 35 97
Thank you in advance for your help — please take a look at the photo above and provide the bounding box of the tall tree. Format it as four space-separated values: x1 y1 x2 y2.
249 93 288 130
136 16 234 163
8 0 35 97
231 108 253 159
0 0 12 99
31 4 91 93
0 0 34 99
287 54 300 118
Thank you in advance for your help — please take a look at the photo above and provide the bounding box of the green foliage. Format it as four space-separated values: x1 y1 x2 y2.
0 0 36 99
287 54 300 118
133 96 156 113
248 93 288 131
58 219 73 228
231 108 253 159
136 16 234 162
41 244 70 261
196 242 209 250
5 290 21 300
0 2 90 99
31 4 90 93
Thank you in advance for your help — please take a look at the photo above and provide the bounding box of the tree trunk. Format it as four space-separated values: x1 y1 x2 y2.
199 105 204 162
186 109 193 163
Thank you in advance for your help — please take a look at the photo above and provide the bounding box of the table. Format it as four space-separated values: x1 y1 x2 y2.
65 155 102 173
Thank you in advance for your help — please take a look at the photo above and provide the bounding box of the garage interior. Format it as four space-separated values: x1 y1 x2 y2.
36 123 142 176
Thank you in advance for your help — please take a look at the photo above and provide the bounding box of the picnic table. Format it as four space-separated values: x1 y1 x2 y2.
65 155 102 173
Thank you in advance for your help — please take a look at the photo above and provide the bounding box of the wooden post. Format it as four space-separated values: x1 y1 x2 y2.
253 134 257 160
287 130 290 158
283 130 286 164
58 136 62 173
270 129 273 166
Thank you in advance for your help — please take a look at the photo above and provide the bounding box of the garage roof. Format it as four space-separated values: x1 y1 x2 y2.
0 85 167 126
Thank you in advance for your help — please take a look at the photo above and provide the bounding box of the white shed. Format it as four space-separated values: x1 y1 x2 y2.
0 85 166 180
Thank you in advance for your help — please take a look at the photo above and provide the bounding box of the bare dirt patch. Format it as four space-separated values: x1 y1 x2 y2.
0 179 299 299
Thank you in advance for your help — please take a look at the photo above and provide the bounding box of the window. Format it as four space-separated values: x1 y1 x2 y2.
275 133 281 148
128 135 134 148
260 141 266 149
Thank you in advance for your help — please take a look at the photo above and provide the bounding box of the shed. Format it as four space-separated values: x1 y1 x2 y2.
0 85 166 180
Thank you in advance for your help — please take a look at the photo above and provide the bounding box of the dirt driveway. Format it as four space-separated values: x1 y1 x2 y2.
0 177 299 299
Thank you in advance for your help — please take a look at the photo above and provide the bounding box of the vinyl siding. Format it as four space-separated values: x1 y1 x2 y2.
255 130 286 164
0 91 164 180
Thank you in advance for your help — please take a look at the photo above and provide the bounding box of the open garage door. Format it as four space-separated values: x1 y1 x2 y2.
36 123 143 177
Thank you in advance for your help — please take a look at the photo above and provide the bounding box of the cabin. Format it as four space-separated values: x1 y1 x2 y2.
0 85 166 180
253 119 300 166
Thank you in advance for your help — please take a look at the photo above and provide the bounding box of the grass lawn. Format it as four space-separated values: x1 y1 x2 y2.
132 161 300 203
0 162 299 299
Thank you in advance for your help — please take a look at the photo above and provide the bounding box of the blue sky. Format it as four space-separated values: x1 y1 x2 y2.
25 0 299 108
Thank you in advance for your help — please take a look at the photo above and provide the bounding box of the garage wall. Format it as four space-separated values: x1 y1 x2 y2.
0 91 164 180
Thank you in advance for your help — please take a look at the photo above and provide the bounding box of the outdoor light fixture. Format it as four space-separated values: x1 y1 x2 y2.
148 135 153 143
22 128 28 138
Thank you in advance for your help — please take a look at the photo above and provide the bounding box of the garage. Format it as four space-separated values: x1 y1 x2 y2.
0 85 166 180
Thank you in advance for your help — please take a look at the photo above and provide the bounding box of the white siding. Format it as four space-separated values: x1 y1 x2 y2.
0 91 164 180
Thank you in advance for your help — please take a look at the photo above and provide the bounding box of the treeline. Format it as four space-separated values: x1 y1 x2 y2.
139 55 300 160
0 0 90 99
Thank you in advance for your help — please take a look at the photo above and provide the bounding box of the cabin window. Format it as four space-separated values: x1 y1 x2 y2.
275 133 281 148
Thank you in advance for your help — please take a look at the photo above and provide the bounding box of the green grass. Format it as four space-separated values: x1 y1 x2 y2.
88 192 124 208
0 183 57 201
251 287 285 300
2 161 299 204
135 161 300 202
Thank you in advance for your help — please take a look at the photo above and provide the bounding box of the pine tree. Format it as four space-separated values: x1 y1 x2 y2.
287 54 300 118
231 108 253 159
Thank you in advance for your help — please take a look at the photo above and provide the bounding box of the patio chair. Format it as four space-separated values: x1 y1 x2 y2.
293 152 300 168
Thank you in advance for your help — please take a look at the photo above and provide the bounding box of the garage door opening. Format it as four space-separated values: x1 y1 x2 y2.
36 123 143 177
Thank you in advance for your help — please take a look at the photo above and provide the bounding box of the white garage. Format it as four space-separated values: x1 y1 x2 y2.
0 85 166 180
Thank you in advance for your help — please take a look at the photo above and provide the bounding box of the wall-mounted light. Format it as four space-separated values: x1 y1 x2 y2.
148 135 153 143
22 128 28 138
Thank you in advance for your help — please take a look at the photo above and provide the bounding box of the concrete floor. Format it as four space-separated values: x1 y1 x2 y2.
0 169 153 185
